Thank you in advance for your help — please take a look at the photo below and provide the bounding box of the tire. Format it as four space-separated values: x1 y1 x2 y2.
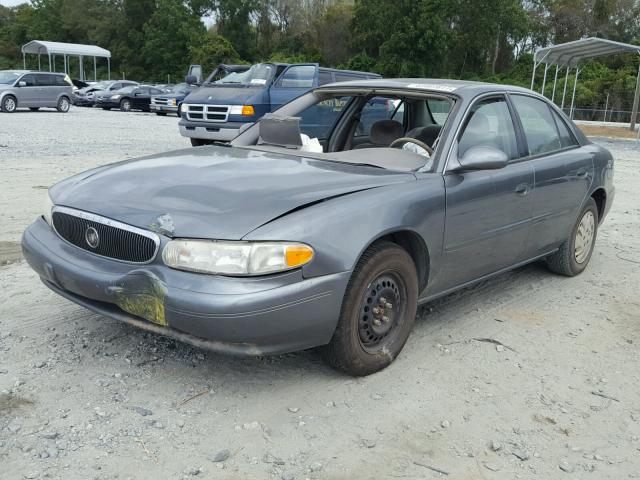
29 107 40 111
120 98 131 112
56 96 70 113
156 112 167 116
1 95 17 113
322 241 418 376
546 197 598 276
190 138 213 147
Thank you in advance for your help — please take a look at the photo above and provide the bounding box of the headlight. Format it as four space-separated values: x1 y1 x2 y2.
162 240 314 276
170 98 176 106
43 191 54 225
229 105 255 116
110 94 121 100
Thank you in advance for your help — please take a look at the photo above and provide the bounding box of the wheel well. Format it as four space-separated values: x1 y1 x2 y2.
591 188 606 223
372 231 429 292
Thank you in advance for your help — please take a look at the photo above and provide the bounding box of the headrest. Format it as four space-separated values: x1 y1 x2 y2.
406 125 442 147
370 119 404 145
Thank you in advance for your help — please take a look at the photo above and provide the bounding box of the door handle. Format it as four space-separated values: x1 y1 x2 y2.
515 183 530 196
576 168 589 178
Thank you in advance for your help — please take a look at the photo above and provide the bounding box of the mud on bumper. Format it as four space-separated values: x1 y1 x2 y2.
22 217 349 355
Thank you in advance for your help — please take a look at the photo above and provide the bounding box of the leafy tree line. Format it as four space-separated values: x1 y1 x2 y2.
1 0 639 114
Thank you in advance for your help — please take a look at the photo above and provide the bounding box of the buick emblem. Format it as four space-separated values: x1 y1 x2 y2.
85 226 99 249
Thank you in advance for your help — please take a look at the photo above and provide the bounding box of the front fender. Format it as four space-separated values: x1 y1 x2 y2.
244 175 446 281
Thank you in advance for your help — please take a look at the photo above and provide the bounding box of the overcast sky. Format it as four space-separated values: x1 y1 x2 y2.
0 0 29 6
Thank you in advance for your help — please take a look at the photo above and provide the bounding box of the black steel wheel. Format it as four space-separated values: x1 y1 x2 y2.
323 241 418 376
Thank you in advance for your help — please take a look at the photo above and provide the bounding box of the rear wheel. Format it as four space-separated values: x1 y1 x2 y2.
56 96 70 112
1 95 17 113
546 198 598 276
29 107 40 111
120 98 131 112
322 242 418 376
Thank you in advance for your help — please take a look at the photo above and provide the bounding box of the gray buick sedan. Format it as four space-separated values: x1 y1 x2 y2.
22 79 614 375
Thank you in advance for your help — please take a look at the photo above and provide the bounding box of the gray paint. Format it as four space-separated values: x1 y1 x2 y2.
23 78 615 356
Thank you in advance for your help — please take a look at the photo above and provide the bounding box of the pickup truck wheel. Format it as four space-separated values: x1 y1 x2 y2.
1 95 17 112
546 198 598 276
120 98 131 112
190 138 213 147
56 96 70 112
323 241 418 376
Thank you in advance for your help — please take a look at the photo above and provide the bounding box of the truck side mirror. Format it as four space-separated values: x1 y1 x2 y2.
185 75 198 86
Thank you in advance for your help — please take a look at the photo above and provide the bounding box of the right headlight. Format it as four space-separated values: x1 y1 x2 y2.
43 191 54 225
162 240 314 276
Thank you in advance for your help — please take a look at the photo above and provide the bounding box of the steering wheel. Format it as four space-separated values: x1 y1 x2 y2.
389 137 434 156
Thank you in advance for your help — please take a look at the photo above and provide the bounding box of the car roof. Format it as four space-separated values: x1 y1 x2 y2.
316 78 534 97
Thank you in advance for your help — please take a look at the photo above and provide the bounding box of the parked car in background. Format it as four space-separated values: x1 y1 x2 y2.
0 70 73 113
95 85 166 112
22 79 613 375
150 83 196 116
179 62 380 146
73 80 138 107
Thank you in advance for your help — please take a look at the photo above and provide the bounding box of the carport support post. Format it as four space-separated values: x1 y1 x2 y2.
48 53 51 72
107 58 111 80
63 55 67 74
531 59 538 90
551 65 559 102
22 52 26 69
570 67 580 119
541 63 549 96
37 54 41 71
630 61 640 131
93 56 97 81
561 67 570 111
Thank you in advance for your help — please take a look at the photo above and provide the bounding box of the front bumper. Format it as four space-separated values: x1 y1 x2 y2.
22 217 349 355
179 120 244 142
151 104 178 113
72 96 94 106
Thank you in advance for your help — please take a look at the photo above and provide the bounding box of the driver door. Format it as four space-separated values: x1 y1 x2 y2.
439 95 535 290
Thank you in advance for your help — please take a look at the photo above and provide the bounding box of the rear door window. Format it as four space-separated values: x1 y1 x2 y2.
36 74 56 86
551 109 578 148
511 95 562 156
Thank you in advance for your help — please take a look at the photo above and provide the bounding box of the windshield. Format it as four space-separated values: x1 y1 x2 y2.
0 71 21 85
114 86 136 94
171 83 190 94
214 64 274 86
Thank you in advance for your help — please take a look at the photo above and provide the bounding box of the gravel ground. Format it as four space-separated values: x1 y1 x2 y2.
1 108 640 480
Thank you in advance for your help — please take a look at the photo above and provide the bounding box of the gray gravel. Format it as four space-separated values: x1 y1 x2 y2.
1 108 640 479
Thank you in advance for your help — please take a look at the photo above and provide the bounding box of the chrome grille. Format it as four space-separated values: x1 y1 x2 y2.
52 207 159 264
152 97 169 106
185 104 229 122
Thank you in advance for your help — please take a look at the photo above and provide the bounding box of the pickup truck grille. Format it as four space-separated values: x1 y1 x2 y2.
152 97 169 106
184 104 229 122
52 207 160 264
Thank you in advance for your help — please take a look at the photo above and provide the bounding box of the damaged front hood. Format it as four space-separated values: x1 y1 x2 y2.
50 146 414 239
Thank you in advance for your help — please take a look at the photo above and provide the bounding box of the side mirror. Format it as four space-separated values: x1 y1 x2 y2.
457 145 508 171
185 75 198 86
18 81 27 87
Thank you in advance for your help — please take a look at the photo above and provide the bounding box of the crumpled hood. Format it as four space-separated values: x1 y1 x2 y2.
184 85 263 105
50 146 414 239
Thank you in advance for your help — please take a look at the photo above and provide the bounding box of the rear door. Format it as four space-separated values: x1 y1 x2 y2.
131 87 149 109
509 94 593 255
439 95 535 290
36 74 59 106
269 64 319 109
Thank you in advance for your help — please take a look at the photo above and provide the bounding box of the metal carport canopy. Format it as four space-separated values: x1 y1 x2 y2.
21 40 111 81
531 37 640 130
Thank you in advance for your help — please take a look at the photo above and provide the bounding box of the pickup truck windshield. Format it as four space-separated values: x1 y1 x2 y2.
215 63 275 86
0 72 21 85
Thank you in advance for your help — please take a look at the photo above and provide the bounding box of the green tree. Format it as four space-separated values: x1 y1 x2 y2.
188 30 241 76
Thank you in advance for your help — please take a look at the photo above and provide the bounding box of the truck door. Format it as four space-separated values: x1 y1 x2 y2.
269 64 319 110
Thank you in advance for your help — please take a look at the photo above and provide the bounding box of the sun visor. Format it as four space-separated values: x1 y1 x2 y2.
257 113 303 148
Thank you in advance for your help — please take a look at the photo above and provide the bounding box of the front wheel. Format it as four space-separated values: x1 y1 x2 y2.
546 198 598 276
120 98 131 112
1 95 17 113
56 96 70 112
322 242 418 376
